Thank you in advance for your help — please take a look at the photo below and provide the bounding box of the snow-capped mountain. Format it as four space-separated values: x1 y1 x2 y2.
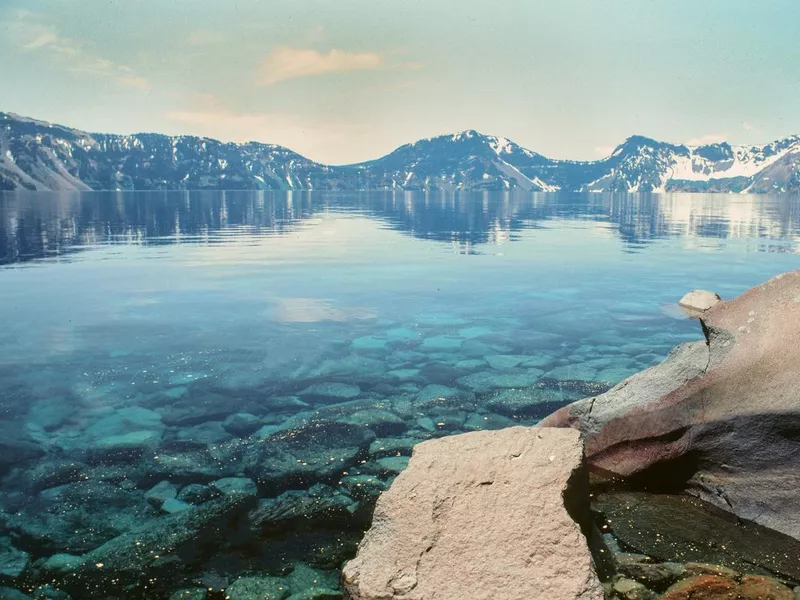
2 112 799 193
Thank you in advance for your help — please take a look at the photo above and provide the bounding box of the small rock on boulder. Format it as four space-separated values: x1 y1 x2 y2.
678 289 721 314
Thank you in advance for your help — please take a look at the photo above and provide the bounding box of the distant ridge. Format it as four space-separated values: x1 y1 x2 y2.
2 112 799 193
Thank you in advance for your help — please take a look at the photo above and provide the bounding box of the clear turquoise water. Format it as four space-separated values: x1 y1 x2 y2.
1 190 799 598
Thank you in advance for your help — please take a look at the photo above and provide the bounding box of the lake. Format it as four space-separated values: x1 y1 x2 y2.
1 190 799 598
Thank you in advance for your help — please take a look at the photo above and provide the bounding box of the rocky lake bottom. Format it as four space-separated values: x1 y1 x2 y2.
1 190 800 598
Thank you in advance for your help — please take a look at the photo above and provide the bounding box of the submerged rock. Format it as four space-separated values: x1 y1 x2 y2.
86 430 162 464
612 578 656 600
240 421 375 493
615 558 685 591
682 563 739 579
287 589 342 600
249 487 355 534
41 554 83 574
357 456 409 477
1 460 86 495
222 413 262 437
660 575 738 600
340 410 406 437
286 563 339 593
660 573 795 600
463 411 515 431
176 483 220 505
63 492 256 593
0 587 33 600
367 438 415 460
297 383 361 404
342 427 604 600
483 354 529 370
161 498 192 513
485 388 577 419
339 475 387 502
5 480 152 554
455 369 541 393
415 384 460 402
225 576 290 600
169 589 208 600
145 480 178 508
592 492 800 582
738 575 795 600
0 547 30 581
542 271 800 541
210 477 257 496
137 449 233 485
31 586 71 600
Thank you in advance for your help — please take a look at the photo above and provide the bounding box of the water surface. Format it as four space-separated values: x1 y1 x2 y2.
0 191 798 598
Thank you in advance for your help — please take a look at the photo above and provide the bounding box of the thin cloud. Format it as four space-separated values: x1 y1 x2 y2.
167 107 288 142
166 95 321 145
186 29 226 46
594 145 615 158
685 133 728 146
742 121 761 133
164 94 373 162
23 31 59 50
7 11 149 91
256 47 383 85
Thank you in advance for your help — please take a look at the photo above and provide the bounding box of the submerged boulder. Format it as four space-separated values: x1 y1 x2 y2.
0 423 45 476
659 574 795 600
52 491 257 594
541 271 800 540
592 492 800 582
239 421 375 493
342 427 604 600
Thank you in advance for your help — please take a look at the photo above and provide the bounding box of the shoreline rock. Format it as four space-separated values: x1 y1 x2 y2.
542 270 800 541
342 427 604 600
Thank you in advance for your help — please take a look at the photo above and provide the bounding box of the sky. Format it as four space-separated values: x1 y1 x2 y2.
1 0 799 165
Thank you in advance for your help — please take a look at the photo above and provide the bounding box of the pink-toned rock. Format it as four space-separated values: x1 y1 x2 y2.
541 270 800 540
660 573 795 600
738 574 795 600
659 575 738 600
341 427 604 600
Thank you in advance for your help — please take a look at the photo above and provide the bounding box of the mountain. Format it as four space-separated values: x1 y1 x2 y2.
2 112 799 193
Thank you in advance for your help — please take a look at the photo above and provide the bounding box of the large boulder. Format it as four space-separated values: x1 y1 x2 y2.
541 270 800 540
341 427 604 600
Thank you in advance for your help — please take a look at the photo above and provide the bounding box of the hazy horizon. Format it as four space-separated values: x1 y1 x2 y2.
2 0 799 165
